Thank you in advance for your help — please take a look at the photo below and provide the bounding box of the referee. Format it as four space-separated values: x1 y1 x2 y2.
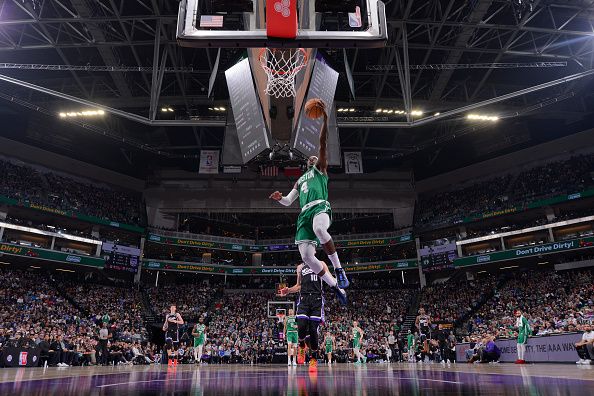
98 323 110 366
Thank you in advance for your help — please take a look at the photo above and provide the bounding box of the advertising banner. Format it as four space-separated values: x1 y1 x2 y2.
456 333 583 363
0 195 144 233
1 347 41 367
147 233 413 252
454 236 594 267
142 259 418 275
0 242 105 268
461 188 594 224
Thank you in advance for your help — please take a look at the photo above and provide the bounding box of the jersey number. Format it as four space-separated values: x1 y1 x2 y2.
300 182 309 194
311 274 318 282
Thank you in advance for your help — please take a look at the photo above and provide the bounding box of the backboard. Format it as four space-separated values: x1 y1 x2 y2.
177 0 388 48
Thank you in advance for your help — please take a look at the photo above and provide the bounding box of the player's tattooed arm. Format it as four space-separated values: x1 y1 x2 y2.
280 264 303 295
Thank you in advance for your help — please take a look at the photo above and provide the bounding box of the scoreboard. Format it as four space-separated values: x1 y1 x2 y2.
420 242 458 272
102 242 141 273
292 55 341 166
225 58 270 163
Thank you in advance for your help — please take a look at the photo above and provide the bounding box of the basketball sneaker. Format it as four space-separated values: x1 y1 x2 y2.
309 358 318 372
332 286 348 305
297 346 306 365
335 268 350 289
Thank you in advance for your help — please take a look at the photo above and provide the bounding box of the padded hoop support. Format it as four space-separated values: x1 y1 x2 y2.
266 0 298 39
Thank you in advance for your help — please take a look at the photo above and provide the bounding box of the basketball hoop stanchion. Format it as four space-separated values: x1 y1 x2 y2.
259 48 308 98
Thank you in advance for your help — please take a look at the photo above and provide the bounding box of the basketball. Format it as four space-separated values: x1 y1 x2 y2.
305 98 326 119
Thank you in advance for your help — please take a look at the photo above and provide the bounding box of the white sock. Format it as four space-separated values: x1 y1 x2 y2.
328 252 342 270
321 272 337 287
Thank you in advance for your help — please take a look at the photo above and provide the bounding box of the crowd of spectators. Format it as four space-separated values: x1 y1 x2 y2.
416 153 594 230
147 284 217 322
200 291 275 364
420 276 499 324
322 288 415 361
0 268 150 367
175 212 399 240
462 269 594 339
0 158 143 226
60 283 146 341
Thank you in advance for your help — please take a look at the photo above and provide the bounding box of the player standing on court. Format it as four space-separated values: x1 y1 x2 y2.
192 316 206 364
416 308 432 341
279 261 331 372
406 330 415 362
270 99 348 305
284 308 299 366
324 331 335 365
352 321 366 364
515 309 531 364
163 305 184 367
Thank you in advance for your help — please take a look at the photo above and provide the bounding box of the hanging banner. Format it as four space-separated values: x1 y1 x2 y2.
199 150 220 174
344 152 363 174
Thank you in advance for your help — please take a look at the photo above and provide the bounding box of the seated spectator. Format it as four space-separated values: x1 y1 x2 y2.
575 323 594 365
480 336 501 363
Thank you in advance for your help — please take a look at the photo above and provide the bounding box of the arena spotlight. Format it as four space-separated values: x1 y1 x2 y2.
434 112 440 116
467 114 499 122
161 107 174 113
410 110 424 116
59 109 105 118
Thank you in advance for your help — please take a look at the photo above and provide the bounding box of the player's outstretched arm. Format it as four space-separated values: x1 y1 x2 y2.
270 182 299 206
280 264 303 295
176 313 184 325
317 102 329 174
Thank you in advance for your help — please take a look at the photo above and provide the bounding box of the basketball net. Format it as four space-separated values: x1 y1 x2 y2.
259 48 308 98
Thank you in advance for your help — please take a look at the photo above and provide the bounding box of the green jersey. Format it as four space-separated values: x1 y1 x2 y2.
194 324 206 339
352 327 362 347
286 316 298 333
407 334 414 348
516 315 530 344
325 336 333 348
296 166 328 208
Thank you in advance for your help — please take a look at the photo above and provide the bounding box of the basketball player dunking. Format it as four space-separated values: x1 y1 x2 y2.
270 99 348 305
163 305 184 366
279 261 331 372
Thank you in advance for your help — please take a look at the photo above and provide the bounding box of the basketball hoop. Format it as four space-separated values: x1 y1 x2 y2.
259 48 308 98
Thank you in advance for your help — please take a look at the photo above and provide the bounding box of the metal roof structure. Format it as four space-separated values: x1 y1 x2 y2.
0 0 592 177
